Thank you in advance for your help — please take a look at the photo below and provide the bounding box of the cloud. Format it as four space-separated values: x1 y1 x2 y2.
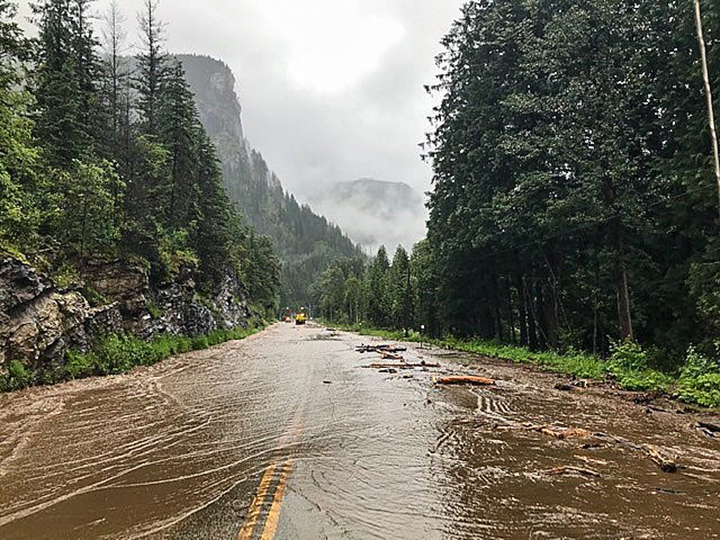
18 0 464 234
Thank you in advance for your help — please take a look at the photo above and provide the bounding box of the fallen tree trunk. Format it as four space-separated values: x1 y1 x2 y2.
436 375 495 386
356 344 407 354
545 466 601 478
381 351 404 361
641 443 678 473
368 362 441 369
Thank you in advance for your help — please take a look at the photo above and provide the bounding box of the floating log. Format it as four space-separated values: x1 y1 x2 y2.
545 466 601 478
381 351 404 361
698 421 720 433
641 444 678 473
436 375 495 386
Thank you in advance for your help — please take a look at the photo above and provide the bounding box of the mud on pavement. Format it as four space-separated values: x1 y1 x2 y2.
0 323 718 539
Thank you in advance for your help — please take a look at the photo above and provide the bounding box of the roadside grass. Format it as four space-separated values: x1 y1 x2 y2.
327 322 718 409
0 322 267 392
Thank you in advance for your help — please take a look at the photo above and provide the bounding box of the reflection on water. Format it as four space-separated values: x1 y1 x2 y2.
0 324 718 539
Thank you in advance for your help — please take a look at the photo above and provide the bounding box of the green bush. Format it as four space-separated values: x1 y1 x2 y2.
608 341 649 373
675 346 720 408
2 360 32 390
604 341 671 392
37 323 265 391
65 350 95 379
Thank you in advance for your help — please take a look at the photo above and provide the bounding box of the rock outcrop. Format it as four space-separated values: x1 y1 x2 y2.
0 255 251 377
0 257 122 373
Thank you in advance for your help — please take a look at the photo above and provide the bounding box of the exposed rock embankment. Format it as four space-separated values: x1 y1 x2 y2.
0 256 251 380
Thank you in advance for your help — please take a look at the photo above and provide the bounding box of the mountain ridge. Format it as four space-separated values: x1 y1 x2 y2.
177 54 364 305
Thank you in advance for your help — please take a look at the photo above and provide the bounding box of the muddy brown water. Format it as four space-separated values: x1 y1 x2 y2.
0 323 719 539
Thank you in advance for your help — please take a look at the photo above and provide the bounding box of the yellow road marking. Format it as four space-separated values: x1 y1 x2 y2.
260 460 294 540
237 411 304 539
237 463 278 540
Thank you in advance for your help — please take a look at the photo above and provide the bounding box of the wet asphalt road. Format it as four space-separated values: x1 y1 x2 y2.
1 323 719 539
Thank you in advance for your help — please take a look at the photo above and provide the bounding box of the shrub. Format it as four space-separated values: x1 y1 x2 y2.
608 341 649 373
675 346 720 408
606 341 671 391
64 350 95 379
4 360 32 390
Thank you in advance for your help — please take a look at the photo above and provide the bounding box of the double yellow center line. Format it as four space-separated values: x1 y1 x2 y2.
236 459 294 540
237 411 306 540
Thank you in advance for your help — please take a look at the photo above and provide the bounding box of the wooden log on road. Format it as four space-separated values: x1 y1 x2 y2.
436 375 495 386
368 362 441 369
497 424 594 440
356 344 407 354
545 466 601 478
641 444 678 473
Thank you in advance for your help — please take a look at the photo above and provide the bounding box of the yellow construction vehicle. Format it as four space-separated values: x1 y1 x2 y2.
295 308 307 325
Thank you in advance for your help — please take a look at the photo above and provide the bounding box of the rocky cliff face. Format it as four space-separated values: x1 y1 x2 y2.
0 256 251 377
0 257 121 374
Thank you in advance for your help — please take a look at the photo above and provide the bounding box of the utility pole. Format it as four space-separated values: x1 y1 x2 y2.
694 0 720 216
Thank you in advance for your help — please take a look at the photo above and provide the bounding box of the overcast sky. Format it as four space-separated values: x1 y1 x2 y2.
18 0 464 201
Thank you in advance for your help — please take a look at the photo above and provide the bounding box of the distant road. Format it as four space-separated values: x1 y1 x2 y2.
1 323 718 539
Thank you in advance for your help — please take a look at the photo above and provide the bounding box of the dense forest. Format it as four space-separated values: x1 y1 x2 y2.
315 0 720 393
0 0 281 313
178 54 364 309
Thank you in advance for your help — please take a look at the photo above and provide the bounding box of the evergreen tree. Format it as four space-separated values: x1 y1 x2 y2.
157 61 201 227
135 0 166 137
100 0 129 159
364 246 391 327
32 0 102 166
0 2 41 252
388 246 414 334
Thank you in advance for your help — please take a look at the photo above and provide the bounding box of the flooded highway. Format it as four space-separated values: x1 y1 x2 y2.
1 323 719 539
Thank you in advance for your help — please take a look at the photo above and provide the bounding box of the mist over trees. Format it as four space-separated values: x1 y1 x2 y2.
0 0 281 312
317 0 720 378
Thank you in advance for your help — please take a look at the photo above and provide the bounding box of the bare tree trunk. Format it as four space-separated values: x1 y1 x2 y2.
515 270 528 346
526 277 540 350
694 0 720 216
613 250 634 342
602 170 634 342
506 276 517 344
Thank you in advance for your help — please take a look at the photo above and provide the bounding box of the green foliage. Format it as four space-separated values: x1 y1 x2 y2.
0 89 42 253
147 303 162 319
414 0 720 358
675 346 720 408
1 359 32 391
48 324 264 386
676 374 720 409
0 0 281 324
53 159 123 261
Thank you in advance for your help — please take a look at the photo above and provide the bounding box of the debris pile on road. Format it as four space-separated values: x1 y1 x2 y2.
367 362 440 370
496 421 679 473
355 344 407 354
436 375 496 387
